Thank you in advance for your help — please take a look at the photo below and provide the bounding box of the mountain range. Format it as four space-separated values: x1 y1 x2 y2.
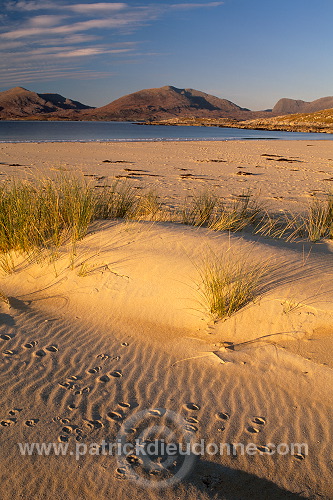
0 85 332 122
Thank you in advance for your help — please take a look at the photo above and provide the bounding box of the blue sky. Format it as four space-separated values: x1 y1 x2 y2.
0 0 333 109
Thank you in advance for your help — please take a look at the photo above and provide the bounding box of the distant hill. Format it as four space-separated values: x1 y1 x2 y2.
272 96 333 115
1 86 333 125
84 86 267 121
0 87 93 119
234 107 333 133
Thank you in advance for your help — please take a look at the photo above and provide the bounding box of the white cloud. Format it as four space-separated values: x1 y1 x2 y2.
29 15 66 27
170 2 224 9
5 1 58 11
56 47 131 57
0 17 137 39
68 3 127 14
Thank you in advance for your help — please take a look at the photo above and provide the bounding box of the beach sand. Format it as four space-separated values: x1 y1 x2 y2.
0 141 333 499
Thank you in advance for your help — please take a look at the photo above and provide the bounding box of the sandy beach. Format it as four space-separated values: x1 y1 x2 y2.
1 140 333 500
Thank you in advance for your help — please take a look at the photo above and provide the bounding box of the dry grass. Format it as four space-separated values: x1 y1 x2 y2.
199 252 273 320
181 192 218 227
209 193 263 232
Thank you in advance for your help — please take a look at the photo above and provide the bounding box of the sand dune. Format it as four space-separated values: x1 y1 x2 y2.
1 141 333 499
1 218 333 499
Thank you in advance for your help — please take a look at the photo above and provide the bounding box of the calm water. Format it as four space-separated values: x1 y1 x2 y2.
0 120 332 142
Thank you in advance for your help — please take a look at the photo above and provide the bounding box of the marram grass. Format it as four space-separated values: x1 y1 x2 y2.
199 253 274 320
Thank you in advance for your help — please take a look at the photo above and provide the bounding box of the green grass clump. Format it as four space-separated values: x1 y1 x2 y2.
199 253 272 320
0 177 95 255
302 196 333 241
181 192 218 227
256 195 333 242
94 182 137 219
209 193 263 232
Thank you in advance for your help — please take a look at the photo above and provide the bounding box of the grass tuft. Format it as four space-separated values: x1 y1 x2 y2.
181 192 218 227
199 252 273 320
209 192 263 232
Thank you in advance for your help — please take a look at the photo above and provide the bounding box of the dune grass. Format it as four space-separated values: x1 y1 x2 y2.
181 192 218 227
199 253 273 320
256 195 333 242
209 192 263 232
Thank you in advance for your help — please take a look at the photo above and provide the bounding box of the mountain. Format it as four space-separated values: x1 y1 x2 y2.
0 87 93 119
84 85 266 121
272 96 333 115
232 107 333 134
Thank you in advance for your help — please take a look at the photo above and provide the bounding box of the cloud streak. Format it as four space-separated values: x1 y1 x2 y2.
1 1 224 88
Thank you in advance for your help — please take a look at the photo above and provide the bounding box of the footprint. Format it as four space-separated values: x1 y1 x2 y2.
23 341 38 349
58 435 69 443
216 412 230 421
62 426 72 434
45 345 58 352
85 420 103 430
247 426 260 434
121 342 129 347
25 419 39 427
34 349 46 357
148 409 166 417
294 453 306 460
253 416 266 425
118 402 131 409
107 411 123 422
60 418 71 424
217 426 225 432
68 404 77 411
1 419 16 427
8 409 20 416
3 350 15 356
184 403 201 411
1 334 12 341
185 424 198 433
185 417 198 424
87 366 102 374
110 371 122 378
126 455 143 466
257 445 271 453
99 375 110 383
116 467 128 477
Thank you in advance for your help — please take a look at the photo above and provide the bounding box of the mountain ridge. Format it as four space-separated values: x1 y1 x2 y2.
0 85 332 122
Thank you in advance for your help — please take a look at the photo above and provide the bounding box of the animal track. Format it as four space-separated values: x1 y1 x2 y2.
216 412 230 421
3 350 15 356
247 426 260 434
185 416 198 424
185 424 198 433
107 411 123 422
23 341 38 349
118 402 131 409
45 345 58 352
99 375 110 383
257 445 271 453
148 409 166 417
58 435 69 442
184 403 200 411
110 371 122 378
25 419 39 427
87 366 102 374
34 349 46 357
1 419 16 427
253 416 266 425
1 334 12 341
294 453 306 460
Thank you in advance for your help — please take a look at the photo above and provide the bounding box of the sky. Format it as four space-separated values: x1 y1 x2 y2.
0 0 333 110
